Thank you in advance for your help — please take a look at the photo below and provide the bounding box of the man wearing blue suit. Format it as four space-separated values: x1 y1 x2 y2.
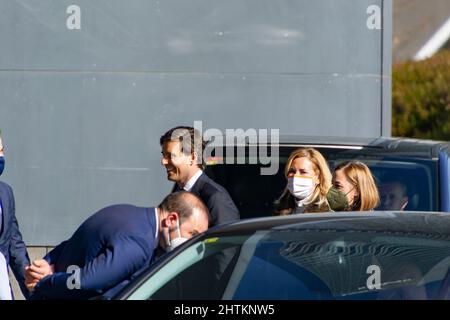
25 191 209 299
160 126 240 227
0 133 31 300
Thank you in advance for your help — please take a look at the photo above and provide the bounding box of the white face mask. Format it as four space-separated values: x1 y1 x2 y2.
287 175 315 200
165 218 189 252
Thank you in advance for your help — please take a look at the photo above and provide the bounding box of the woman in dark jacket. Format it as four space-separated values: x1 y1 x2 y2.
274 148 348 215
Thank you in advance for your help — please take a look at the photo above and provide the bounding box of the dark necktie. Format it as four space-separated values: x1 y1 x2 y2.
172 184 183 193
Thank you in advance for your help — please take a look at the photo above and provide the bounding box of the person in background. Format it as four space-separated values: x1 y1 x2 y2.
274 148 348 215
379 180 409 211
332 160 380 211
0 130 31 299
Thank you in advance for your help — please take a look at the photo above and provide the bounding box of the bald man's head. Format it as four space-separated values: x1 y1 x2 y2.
158 191 209 224
157 191 209 251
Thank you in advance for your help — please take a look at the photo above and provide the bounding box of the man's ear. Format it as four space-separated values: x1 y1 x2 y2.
191 151 199 166
162 212 178 228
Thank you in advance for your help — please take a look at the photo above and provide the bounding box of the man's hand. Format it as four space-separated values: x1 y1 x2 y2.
24 277 39 291
24 260 55 291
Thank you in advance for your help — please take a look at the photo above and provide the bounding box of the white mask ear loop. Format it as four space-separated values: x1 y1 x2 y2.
166 214 179 246
166 217 188 252
168 217 182 244
176 218 182 238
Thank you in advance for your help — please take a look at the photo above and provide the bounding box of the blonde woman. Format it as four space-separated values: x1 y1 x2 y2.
332 161 380 211
274 148 335 215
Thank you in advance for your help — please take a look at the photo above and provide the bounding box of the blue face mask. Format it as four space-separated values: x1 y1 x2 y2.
0 157 4 176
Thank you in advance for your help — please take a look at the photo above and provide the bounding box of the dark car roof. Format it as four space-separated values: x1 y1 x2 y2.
209 136 450 159
206 211 450 237
113 211 450 300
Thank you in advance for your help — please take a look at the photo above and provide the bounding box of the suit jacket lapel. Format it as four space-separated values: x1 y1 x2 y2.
189 172 206 196
0 185 9 238
171 172 207 194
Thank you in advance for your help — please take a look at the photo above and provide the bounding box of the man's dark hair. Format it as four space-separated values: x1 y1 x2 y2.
158 191 209 224
160 126 207 168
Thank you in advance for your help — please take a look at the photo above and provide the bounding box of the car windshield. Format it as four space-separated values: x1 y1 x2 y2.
127 217 450 300
204 146 439 218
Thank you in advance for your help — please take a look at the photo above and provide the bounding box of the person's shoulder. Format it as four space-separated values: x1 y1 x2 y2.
0 181 13 197
99 203 143 213
304 200 331 213
90 205 154 237
197 173 227 195
0 180 12 191
197 174 238 208
89 204 149 223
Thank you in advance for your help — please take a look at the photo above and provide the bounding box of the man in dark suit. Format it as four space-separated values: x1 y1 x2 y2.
160 126 240 227
0 133 31 299
24 191 209 299
159 127 240 296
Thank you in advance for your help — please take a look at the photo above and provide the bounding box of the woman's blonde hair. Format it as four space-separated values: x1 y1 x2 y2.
334 161 380 211
275 148 332 215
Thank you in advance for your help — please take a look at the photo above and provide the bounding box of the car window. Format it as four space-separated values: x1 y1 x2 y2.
204 146 439 218
127 227 450 300
127 242 206 300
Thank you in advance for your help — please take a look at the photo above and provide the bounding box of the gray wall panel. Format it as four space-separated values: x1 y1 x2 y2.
1 72 381 244
0 0 390 245
1 0 382 74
